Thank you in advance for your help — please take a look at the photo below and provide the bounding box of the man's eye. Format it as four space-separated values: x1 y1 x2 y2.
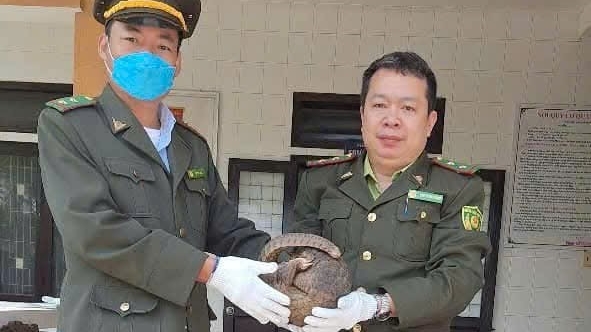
374 103 386 108
159 45 172 51
403 105 415 112
124 37 137 43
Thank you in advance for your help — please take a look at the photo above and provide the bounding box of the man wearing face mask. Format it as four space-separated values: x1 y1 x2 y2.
36 1 291 332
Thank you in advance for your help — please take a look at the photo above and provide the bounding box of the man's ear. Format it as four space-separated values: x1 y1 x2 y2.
360 106 365 125
426 110 438 137
174 51 182 78
98 33 109 62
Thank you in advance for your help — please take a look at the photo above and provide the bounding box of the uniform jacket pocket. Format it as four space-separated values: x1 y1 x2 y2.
318 198 353 251
394 199 441 262
105 159 155 183
90 285 158 317
184 177 210 233
104 158 155 215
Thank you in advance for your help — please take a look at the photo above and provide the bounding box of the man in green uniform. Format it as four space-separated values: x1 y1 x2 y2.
37 1 291 331
290 52 491 332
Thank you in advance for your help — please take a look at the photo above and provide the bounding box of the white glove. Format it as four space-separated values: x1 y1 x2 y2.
276 321 304 332
207 256 291 325
302 290 377 332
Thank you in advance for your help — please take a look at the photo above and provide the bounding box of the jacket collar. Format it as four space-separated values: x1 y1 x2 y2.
337 151 432 210
97 85 165 169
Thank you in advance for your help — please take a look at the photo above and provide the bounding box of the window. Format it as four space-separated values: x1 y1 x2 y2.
0 82 71 302
0 142 44 302
224 158 293 332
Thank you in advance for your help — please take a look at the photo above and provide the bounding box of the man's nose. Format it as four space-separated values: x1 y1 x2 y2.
383 109 401 127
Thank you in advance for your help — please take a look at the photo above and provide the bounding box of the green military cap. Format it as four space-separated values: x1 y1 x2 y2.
93 0 201 39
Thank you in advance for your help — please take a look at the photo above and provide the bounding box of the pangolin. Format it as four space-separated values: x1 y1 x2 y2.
259 233 352 327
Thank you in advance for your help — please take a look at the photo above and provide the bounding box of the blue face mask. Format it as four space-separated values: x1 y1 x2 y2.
105 42 176 101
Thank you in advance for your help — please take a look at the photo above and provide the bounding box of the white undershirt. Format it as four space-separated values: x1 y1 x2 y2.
144 127 161 147
142 104 175 172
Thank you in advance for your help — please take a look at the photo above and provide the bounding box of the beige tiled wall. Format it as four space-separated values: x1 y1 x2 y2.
2 1 591 331
185 2 590 187
0 21 73 84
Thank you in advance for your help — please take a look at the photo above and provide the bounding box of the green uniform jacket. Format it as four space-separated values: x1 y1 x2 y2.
289 152 491 332
37 86 269 332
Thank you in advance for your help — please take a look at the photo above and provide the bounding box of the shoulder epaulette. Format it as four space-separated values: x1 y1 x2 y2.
45 96 95 112
306 153 357 168
431 156 478 175
176 121 207 142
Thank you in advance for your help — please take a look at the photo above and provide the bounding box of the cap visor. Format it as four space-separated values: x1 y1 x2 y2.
108 7 184 33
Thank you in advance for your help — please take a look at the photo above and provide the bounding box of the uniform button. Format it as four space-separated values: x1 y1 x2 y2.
420 211 427 220
353 323 362 332
187 305 193 314
132 170 138 178
367 213 377 222
179 228 187 238
120 302 130 312
362 251 372 261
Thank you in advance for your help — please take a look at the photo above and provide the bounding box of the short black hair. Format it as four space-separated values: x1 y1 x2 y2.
361 51 437 111
105 18 183 50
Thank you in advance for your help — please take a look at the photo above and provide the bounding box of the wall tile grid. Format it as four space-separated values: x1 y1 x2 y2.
185 1 590 186
238 171 284 238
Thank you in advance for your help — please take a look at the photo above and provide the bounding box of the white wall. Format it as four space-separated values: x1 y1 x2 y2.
2 1 590 331
0 6 76 84
0 20 73 84
0 22 74 83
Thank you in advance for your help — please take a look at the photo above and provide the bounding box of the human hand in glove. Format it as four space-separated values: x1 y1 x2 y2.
276 321 304 332
207 256 291 325
301 289 377 332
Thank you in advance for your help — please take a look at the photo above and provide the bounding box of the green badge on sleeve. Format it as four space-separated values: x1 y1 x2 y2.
462 206 483 231
408 189 444 204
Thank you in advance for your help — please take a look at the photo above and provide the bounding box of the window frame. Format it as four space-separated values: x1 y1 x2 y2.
0 81 71 302
224 158 293 332
0 142 50 302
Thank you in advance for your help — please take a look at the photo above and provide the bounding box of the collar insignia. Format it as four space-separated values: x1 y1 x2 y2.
112 118 130 133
